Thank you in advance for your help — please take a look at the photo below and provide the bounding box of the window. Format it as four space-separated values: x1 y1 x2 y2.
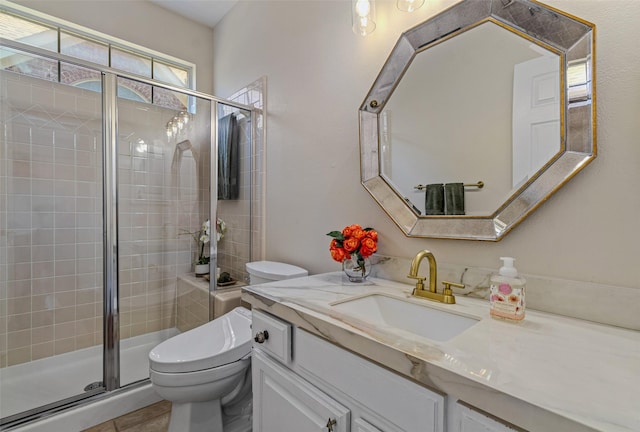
567 59 591 103
0 11 57 51
112 47 152 77
0 5 195 110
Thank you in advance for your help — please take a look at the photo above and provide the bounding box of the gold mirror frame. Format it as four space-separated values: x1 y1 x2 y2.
359 0 595 241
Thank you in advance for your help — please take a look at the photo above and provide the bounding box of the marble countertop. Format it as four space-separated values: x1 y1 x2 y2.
241 273 640 432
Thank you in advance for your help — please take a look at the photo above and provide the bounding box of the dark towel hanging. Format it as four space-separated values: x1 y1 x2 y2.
444 183 465 215
218 113 240 200
425 184 444 215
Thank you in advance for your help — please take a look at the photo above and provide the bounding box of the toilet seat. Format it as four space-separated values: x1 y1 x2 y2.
150 355 251 388
149 307 252 374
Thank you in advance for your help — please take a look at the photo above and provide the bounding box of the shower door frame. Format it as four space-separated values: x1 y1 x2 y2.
0 38 257 429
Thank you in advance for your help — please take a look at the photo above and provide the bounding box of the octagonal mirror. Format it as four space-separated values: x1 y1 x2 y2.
359 0 595 241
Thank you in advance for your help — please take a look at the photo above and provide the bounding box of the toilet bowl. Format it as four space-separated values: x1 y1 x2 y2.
150 263 308 432
149 307 253 432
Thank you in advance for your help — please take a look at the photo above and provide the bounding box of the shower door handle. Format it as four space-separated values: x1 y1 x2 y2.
254 330 269 344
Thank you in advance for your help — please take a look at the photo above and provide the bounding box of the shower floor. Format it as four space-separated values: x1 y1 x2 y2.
0 328 179 420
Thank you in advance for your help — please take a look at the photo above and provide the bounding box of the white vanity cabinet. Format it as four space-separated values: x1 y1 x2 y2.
252 350 350 431
252 310 445 432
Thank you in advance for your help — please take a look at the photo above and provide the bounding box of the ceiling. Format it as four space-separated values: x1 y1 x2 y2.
149 0 239 28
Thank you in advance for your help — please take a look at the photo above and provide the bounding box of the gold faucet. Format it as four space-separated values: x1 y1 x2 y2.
407 250 463 304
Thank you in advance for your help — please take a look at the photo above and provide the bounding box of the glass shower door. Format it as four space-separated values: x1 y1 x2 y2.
0 59 105 420
116 79 213 386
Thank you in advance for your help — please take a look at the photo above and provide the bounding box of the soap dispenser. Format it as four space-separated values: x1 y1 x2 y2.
489 257 526 321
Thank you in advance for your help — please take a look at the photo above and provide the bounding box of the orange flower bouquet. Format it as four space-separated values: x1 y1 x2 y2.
327 224 378 281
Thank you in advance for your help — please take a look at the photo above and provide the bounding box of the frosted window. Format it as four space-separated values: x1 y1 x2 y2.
0 12 57 51
60 31 109 65
112 47 152 77
154 61 189 88
0 5 195 107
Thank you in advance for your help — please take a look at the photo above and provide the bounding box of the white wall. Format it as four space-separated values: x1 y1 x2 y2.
213 0 640 290
13 0 215 94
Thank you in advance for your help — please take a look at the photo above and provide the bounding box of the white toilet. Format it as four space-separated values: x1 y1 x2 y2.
148 262 307 432
149 307 253 432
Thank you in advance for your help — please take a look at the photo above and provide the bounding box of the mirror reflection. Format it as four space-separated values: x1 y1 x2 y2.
381 22 560 216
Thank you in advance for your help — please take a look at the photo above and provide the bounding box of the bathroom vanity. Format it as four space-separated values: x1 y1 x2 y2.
243 273 639 432
252 307 448 432
252 309 512 432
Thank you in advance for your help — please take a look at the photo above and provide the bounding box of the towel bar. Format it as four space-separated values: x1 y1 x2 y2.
414 181 484 191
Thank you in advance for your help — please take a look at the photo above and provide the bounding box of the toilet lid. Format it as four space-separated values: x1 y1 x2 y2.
149 307 252 373
246 261 308 280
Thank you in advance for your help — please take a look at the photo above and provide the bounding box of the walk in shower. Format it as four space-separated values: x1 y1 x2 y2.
0 35 258 429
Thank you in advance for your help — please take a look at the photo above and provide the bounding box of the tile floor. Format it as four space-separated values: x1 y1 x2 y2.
80 401 171 432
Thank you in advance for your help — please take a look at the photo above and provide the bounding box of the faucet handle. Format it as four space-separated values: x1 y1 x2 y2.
442 281 464 294
440 281 463 304
407 274 426 293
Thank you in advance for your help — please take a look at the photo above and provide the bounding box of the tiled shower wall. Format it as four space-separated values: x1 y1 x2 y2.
216 77 265 282
0 71 104 367
116 96 211 341
0 70 210 367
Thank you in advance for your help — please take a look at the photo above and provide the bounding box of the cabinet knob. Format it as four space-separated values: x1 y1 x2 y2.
326 418 337 431
254 330 269 344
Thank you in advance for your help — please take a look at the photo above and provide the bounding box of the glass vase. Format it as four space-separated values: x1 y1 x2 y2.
343 255 371 283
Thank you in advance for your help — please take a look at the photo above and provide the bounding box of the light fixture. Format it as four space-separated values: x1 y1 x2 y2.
352 0 376 36
166 111 192 141
179 111 190 125
397 0 425 12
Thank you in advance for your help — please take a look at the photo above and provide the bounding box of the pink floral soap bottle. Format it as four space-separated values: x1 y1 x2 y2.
490 257 525 321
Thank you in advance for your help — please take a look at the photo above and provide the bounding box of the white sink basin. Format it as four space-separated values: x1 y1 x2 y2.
331 293 479 342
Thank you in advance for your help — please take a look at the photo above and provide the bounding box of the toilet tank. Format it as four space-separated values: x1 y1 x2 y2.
246 261 308 285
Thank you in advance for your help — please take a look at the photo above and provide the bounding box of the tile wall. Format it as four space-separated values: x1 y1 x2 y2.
0 71 211 367
0 70 103 367
116 96 211 340
216 77 265 283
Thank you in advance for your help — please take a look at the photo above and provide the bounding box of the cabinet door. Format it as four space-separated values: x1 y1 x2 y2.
457 403 519 432
295 329 445 432
253 350 350 432
354 418 385 432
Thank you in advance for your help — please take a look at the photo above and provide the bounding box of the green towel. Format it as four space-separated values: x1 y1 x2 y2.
425 184 444 215
444 183 465 215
